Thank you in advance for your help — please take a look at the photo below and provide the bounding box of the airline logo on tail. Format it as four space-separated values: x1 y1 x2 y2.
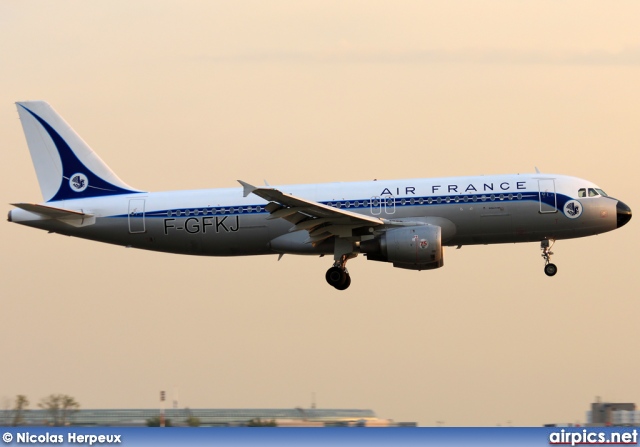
70 173 88 192
16 101 142 202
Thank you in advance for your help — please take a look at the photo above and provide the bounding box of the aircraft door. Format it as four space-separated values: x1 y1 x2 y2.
384 196 396 215
370 196 396 215
128 199 146 233
538 179 557 213
370 196 382 215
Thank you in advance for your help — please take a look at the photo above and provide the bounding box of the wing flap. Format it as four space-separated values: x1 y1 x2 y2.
238 180 383 226
238 180 386 245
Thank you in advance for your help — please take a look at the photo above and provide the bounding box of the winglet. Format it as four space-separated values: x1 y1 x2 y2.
238 180 257 198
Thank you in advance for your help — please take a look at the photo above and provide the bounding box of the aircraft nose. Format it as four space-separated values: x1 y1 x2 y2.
617 200 632 228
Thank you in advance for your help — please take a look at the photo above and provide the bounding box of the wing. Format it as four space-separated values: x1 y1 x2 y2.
238 180 384 244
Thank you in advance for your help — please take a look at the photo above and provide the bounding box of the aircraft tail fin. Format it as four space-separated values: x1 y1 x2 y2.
15 101 142 202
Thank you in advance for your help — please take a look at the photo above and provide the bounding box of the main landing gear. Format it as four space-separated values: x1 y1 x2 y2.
326 265 351 290
541 239 558 277
326 253 355 290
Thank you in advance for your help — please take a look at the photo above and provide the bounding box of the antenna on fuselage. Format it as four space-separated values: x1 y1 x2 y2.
535 166 541 174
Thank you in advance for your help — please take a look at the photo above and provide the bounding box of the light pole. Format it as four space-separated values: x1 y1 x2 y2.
160 391 165 428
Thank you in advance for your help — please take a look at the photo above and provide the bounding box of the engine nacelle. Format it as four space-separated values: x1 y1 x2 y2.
361 225 444 270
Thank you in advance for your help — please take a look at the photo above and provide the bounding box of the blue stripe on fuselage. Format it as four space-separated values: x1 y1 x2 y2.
110 191 575 219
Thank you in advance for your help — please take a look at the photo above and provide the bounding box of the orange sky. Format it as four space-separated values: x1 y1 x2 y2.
1 1 638 426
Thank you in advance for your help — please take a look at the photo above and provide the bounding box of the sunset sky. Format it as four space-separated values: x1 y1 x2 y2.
1 1 638 426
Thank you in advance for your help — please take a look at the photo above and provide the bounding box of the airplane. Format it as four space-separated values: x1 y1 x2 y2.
8 101 632 290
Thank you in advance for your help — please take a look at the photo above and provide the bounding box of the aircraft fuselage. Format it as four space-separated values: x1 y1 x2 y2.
9 173 623 256
9 101 632 289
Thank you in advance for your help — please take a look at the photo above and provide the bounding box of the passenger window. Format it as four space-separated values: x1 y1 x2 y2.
578 188 586 198
588 188 599 197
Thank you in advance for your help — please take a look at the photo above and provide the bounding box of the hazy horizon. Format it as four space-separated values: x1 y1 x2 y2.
1 1 638 426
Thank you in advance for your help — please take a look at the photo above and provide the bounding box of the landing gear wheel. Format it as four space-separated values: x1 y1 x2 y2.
540 239 557 277
334 274 351 290
327 249 356 290
544 263 558 277
326 267 347 287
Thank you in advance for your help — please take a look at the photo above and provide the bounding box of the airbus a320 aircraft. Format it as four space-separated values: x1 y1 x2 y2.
9 101 632 290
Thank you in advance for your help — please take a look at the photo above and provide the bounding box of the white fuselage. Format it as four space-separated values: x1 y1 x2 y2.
9 173 621 256
10 101 632 288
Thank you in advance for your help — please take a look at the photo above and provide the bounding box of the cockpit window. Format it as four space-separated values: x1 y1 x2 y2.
579 187 608 198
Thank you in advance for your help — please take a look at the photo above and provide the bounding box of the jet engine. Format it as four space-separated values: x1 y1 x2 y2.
361 225 444 270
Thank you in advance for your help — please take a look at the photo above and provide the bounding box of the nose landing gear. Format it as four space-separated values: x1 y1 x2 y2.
541 239 557 277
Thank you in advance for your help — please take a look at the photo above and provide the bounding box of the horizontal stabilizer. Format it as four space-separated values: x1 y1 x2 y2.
10 203 95 227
